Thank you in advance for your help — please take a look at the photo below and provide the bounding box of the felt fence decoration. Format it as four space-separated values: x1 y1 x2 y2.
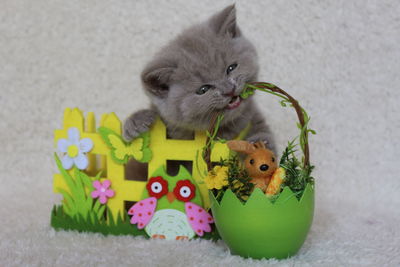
52 107 229 237
51 80 315 258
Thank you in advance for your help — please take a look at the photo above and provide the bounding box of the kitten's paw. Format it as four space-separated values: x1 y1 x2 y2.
123 109 157 142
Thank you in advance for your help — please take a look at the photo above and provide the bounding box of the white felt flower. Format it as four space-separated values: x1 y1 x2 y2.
57 127 93 170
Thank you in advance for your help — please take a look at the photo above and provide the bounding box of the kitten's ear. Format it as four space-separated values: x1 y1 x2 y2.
208 4 241 38
141 58 175 98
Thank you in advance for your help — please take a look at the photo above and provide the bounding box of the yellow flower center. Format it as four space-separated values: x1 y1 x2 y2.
67 145 79 158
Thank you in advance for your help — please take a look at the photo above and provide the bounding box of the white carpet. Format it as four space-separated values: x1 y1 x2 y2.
1 0 399 266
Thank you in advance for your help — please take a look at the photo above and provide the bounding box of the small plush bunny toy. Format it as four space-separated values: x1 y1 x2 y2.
227 140 278 191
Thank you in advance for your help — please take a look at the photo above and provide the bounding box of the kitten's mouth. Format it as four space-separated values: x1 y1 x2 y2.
227 96 241 110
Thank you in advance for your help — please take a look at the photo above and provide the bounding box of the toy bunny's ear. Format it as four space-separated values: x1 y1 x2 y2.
227 140 256 154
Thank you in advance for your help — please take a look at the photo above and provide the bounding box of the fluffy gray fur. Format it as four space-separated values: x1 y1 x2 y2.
124 5 275 150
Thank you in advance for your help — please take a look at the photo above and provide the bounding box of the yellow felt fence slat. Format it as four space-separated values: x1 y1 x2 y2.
85 112 96 175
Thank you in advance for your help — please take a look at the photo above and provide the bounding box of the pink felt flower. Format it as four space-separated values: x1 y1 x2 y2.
91 180 115 204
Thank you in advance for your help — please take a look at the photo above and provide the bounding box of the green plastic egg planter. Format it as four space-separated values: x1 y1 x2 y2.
203 83 316 259
210 184 314 259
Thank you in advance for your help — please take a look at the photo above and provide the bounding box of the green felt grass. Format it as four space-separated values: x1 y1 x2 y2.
51 205 220 240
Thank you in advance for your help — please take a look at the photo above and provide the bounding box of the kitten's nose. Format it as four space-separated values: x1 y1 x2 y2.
223 85 236 96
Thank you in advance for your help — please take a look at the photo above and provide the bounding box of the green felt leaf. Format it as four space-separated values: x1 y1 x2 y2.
56 187 75 215
81 171 95 188
97 205 106 221
93 199 101 213
55 154 79 200
73 168 87 209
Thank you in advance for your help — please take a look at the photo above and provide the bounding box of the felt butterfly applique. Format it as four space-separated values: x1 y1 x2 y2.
98 127 152 164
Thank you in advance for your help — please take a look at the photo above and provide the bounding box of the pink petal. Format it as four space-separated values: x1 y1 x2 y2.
93 180 102 190
57 139 70 153
91 190 100 198
102 179 111 189
68 127 80 144
61 156 74 170
74 153 88 170
79 138 93 153
105 189 115 198
99 195 108 204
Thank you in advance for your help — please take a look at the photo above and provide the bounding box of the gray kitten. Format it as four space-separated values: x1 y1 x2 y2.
124 5 275 150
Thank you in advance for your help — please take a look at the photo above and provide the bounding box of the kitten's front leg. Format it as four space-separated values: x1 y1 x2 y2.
123 109 157 141
246 111 276 152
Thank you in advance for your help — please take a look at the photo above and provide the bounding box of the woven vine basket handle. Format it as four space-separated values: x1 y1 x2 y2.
204 82 310 172
252 82 310 167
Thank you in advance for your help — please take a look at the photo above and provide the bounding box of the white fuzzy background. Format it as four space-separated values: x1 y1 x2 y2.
1 0 399 266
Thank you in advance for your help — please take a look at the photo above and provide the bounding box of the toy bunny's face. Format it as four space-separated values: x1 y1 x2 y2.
227 140 278 179
244 148 277 178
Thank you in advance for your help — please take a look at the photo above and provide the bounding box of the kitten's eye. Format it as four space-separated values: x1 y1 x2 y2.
196 85 212 95
272 157 275 162
226 63 238 75
249 159 254 165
